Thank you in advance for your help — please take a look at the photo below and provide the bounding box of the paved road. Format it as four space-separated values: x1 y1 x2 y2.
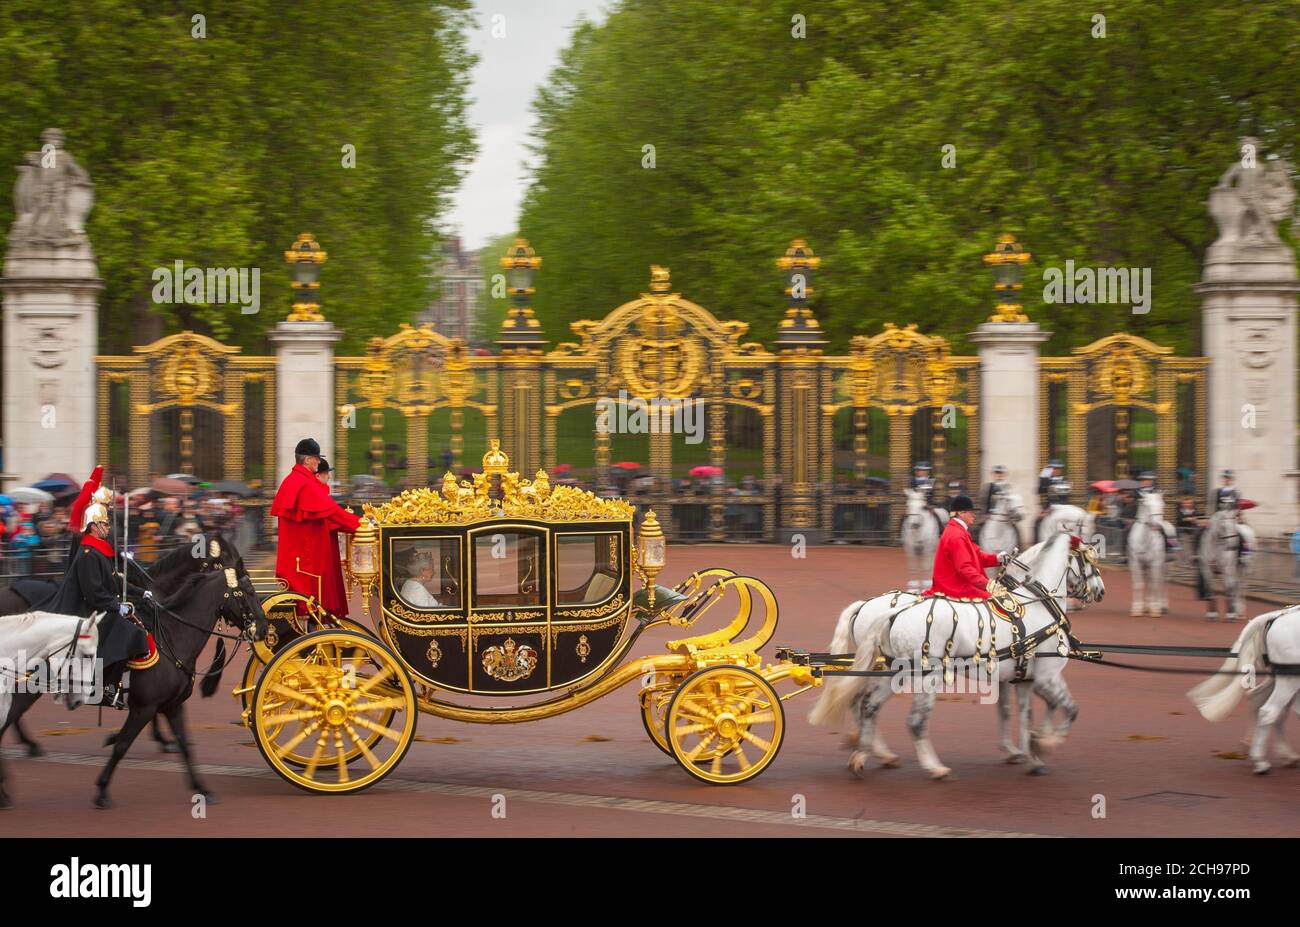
2 545 1295 837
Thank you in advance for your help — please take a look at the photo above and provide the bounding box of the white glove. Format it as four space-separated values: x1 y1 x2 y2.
143 590 154 601
118 603 131 616
997 551 1010 566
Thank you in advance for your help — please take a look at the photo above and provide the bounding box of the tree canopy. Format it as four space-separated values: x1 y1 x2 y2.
519 0 1300 354
0 0 477 353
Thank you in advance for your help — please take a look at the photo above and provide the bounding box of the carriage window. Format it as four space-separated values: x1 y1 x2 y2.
474 532 543 607
557 534 622 605
391 538 461 610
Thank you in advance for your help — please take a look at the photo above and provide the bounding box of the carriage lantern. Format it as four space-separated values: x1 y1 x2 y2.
346 515 380 613
637 509 666 608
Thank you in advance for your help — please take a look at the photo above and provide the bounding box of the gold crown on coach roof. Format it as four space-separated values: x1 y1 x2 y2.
360 441 633 526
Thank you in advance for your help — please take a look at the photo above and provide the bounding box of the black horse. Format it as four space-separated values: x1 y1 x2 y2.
0 534 247 756
0 542 267 809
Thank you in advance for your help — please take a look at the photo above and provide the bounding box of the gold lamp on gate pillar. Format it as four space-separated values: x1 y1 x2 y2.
775 239 828 351
496 238 546 354
982 234 1032 323
285 232 328 322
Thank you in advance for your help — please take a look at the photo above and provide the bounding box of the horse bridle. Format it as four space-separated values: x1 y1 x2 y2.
0 615 96 686
140 569 261 678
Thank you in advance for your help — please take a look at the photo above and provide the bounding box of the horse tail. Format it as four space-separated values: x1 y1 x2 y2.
1187 612 1272 722
809 601 888 729
199 639 226 698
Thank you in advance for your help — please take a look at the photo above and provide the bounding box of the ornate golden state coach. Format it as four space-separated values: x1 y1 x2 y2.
239 442 819 794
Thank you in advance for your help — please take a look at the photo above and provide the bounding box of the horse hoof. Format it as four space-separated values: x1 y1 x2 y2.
1004 752 1027 765
1028 765 1049 776
878 753 901 768
94 795 113 810
848 751 870 777
160 742 180 754
26 744 43 758
1252 762 1271 775
929 766 952 781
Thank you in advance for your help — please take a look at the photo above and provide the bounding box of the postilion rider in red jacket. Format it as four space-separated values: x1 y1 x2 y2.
271 437 361 617
923 495 1010 600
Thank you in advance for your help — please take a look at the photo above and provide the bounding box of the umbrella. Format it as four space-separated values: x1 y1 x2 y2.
551 463 572 474
613 461 642 471
1112 479 1142 490
209 479 255 497
1237 498 1258 511
689 465 723 478
166 473 203 485
151 476 193 495
1089 480 1117 493
8 486 54 504
33 477 75 493
0 495 12 507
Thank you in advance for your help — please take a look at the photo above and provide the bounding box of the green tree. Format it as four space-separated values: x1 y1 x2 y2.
520 0 1300 354
0 0 477 353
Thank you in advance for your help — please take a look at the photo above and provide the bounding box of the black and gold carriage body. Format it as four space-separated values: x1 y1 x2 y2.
242 442 810 794
376 518 633 695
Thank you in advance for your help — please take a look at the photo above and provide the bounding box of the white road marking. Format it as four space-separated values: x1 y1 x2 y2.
1 747 1049 837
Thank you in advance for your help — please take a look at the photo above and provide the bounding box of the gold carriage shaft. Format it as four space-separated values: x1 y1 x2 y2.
240 442 817 794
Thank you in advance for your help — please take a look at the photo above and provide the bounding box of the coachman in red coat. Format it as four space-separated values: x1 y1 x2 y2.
923 495 1008 600
271 438 360 616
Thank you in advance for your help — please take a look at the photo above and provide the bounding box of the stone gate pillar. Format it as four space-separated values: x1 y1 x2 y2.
970 321 1050 521
1196 138 1300 537
270 319 341 483
1 129 100 486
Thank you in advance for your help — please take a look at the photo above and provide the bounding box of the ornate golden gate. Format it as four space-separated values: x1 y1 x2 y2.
333 324 496 487
97 332 275 486
1041 333 1208 502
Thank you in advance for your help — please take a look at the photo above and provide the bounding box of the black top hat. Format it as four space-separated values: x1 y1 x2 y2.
295 437 321 457
950 495 975 513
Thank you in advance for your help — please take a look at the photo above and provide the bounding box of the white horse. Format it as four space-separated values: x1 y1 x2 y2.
810 532 1104 778
0 611 103 808
1188 605 1300 774
901 489 947 593
1037 503 1094 543
1127 491 1171 618
1199 508 1252 621
979 491 1023 555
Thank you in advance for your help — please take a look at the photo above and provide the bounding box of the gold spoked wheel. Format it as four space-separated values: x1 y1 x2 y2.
639 672 681 756
252 629 417 794
666 665 785 785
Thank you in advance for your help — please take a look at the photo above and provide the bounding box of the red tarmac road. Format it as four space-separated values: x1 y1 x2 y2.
2 545 1296 837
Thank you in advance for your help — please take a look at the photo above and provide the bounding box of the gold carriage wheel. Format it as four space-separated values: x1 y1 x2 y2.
665 665 785 785
242 620 397 768
639 672 681 756
252 629 417 794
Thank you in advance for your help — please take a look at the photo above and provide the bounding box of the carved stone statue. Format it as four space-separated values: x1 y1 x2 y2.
1208 136 1295 248
9 128 94 245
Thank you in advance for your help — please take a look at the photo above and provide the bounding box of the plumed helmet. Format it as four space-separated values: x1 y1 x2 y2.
91 485 114 505
295 437 321 457
81 502 109 532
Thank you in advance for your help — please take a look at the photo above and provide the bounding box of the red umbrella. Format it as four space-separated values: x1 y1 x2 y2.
151 476 193 495
690 465 723 478
1237 498 1258 511
1090 480 1117 493
552 463 572 474
613 461 642 471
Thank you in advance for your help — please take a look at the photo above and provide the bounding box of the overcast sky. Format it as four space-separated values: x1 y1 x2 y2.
448 0 611 251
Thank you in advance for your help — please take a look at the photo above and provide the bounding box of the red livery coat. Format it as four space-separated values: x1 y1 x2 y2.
271 464 360 616
923 518 999 600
